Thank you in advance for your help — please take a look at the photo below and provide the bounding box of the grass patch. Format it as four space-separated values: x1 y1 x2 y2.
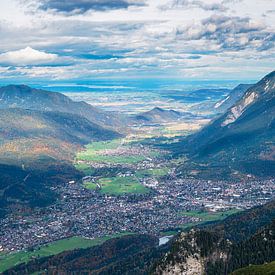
81 154 146 164
180 209 240 222
135 167 170 178
179 209 241 228
159 209 241 236
74 163 95 175
98 176 150 195
0 233 131 273
83 182 97 190
75 139 160 165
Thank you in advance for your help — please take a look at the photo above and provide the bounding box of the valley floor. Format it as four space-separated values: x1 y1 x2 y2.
0 131 274 273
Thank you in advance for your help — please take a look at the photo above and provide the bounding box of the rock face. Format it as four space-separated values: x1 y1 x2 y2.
214 84 253 113
221 72 274 127
155 229 229 275
154 200 275 275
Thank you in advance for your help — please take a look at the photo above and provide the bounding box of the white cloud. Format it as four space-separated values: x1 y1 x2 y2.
0 46 58 66
0 0 273 80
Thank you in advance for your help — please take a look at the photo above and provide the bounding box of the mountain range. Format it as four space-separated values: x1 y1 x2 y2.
0 108 120 166
174 71 275 179
130 107 200 125
0 86 125 218
0 85 126 132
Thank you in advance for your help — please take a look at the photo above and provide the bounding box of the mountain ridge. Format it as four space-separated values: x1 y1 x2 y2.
0 84 127 132
174 70 275 179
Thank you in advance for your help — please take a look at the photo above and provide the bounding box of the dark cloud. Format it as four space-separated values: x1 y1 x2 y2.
39 0 146 13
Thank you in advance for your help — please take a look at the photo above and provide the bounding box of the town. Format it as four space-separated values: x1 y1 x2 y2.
0 175 274 253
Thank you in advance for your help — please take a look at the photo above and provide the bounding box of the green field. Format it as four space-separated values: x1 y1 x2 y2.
0 233 131 273
83 181 97 190
135 167 170 178
74 163 95 175
231 261 275 275
179 209 241 229
98 176 150 195
180 209 240 222
160 209 241 236
75 139 159 165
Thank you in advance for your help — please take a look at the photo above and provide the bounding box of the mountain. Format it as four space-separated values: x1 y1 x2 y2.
131 107 198 125
154 200 275 275
0 108 121 218
214 84 253 113
0 162 81 218
0 85 127 131
0 108 121 166
175 71 275 179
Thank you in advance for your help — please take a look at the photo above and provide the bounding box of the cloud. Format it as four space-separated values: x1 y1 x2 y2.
176 15 271 51
38 0 146 13
160 0 228 12
0 47 58 66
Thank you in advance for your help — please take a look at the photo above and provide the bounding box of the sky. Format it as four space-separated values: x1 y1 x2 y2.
0 0 274 83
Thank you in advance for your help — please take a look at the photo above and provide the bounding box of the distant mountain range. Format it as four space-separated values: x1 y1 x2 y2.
0 85 126 131
0 108 120 166
130 107 200 125
174 71 275 179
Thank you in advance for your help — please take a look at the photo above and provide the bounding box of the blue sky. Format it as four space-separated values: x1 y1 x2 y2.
0 0 274 83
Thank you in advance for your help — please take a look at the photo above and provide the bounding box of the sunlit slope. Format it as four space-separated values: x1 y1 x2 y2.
0 84 127 131
0 108 121 165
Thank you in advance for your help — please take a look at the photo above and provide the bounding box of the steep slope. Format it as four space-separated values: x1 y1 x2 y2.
0 85 126 131
154 200 275 275
0 108 121 217
0 108 121 166
214 84 253 113
0 163 81 218
176 71 275 178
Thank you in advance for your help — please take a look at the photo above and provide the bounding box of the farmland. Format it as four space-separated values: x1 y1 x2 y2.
98 176 150 195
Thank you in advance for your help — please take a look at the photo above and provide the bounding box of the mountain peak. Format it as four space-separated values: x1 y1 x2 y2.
151 107 165 112
222 70 275 126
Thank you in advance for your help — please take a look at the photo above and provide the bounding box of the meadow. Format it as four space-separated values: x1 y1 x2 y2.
180 209 241 222
135 167 170 178
83 181 97 190
75 139 149 164
98 176 150 195
161 209 241 236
